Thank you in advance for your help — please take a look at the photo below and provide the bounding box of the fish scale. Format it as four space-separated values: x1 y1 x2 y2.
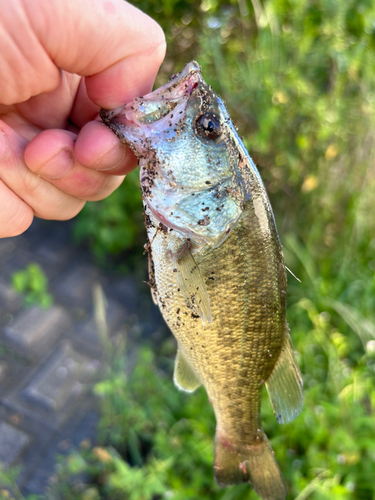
101 61 303 500
145 194 284 455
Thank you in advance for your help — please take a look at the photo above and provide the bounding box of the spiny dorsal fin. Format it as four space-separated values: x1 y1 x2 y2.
171 242 212 323
265 330 303 424
173 346 201 393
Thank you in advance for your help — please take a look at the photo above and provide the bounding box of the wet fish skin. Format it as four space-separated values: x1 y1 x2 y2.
100 62 303 500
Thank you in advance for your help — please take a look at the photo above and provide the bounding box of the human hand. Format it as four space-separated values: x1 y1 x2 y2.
0 0 166 238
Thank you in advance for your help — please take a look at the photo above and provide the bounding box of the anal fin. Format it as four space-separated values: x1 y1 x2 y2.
171 242 212 323
265 330 303 424
173 346 201 393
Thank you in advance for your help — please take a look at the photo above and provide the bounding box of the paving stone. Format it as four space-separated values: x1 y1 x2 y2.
52 264 99 309
0 279 21 308
22 410 99 495
0 248 37 282
105 277 139 310
2 305 71 357
0 357 29 400
0 421 30 467
22 342 96 412
28 220 74 248
0 361 8 382
4 342 99 430
0 216 160 495
0 240 17 269
75 298 126 346
0 279 22 328
31 241 77 281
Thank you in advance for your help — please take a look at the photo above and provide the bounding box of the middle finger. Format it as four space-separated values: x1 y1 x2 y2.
25 128 127 201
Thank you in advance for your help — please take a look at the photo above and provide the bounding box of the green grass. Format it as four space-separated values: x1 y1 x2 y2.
45 325 375 499
11 263 53 308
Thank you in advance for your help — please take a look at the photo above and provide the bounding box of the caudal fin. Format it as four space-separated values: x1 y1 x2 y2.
214 431 286 500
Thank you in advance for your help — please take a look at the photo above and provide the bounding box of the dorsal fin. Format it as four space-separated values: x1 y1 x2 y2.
265 330 303 424
173 346 201 392
171 241 212 323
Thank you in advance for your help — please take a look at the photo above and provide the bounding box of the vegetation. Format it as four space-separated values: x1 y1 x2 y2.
73 169 145 265
44 319 375 499
11 263 53 308
5 0 375 498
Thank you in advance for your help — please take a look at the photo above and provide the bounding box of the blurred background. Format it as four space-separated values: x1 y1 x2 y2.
1 0 375 498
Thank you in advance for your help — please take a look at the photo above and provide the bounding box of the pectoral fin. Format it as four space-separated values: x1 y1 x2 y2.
265 331 303 424
173 346 201 392
171 242 212 323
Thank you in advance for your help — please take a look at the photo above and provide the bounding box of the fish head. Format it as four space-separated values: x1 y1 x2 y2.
101 61 257 248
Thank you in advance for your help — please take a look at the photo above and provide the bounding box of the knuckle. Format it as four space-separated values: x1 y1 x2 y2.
149 25 166 60
85 176 122 202
78 174 108 200
22 171 44 195
1 67 60 106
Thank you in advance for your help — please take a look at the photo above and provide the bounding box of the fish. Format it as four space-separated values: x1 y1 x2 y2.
100 61 303 500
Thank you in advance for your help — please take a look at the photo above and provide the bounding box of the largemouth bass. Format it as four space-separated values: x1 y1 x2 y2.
100 62 303 500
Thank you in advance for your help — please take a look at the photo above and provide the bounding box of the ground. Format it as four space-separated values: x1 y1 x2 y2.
0 219 164 496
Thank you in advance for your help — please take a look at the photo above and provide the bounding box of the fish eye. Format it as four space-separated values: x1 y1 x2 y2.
195 113 222 140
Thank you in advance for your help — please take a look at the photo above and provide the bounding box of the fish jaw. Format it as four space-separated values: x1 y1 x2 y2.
99 61 202 156
100 61 252 249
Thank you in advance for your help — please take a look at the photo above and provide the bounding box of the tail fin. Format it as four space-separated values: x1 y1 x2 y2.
214 431 286 500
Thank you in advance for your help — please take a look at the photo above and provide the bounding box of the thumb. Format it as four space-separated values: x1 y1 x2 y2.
0 0 166 107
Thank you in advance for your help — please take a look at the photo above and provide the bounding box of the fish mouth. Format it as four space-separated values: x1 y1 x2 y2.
100 61 202 145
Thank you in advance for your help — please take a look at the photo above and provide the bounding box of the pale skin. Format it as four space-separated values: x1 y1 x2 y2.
0 0 166 238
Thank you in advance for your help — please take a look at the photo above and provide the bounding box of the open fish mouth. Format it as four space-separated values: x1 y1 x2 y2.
100 61 202 145
100 60 246 248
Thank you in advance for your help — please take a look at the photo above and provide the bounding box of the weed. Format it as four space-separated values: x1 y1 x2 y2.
11 263 53 308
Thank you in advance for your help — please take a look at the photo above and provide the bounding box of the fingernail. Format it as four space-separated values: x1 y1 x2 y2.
0 130 10 161
39 149 74 179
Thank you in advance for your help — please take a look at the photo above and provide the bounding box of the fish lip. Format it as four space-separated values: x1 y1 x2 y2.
100 61 202 136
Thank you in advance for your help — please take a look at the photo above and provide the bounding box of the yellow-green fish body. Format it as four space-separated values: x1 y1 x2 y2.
100 62 303 500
